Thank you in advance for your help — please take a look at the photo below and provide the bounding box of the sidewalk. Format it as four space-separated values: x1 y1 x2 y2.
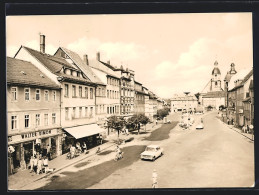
8 122 163 190
217 117 254 141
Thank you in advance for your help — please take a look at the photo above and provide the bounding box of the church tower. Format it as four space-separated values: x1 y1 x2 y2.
210 61 223 92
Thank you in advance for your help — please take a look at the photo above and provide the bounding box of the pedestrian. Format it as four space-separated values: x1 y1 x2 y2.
82 142 87 154
155 119 158 125
47 144 51 160
29 155 34 173
152 169 158 188
227 118 230 125
125 128 129 136
99 134 103 144
33 155 38 173
43 156 49 173
37 157 43 175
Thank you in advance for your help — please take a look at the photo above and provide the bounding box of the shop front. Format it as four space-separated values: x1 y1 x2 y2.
62 124 106 153
8 128 62 174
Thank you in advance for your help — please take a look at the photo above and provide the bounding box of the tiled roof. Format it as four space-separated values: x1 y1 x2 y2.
241 69 253 85
202 91 225 98
60 47 104 85
23 46 76 73
7 57 60 89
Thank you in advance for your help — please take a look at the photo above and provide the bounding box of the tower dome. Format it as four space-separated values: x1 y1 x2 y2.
212 61 221 75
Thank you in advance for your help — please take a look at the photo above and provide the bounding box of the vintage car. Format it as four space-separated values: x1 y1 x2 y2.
196 123 204 130
140 145 164 161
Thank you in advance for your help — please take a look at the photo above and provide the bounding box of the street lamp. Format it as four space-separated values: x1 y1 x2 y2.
224 79 229 123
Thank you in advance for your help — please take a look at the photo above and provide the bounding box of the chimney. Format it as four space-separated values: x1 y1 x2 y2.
83 54 89 65
96 52 100 61
40 34 45 53
107 60 110 65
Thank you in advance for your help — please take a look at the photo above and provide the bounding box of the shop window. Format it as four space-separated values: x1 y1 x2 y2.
65 108 69 120
36 89 40 101
64 84 69 97
53 90 56 101
90 88 93 99
36 114 40 126
24 88 30 101
79 86 82 98
44 90 49 101
72 85 76 97
44 114 48 126
11 115 18 130
85 87 88 99
52 113 56 124
11 87 17 101
25 114 30 128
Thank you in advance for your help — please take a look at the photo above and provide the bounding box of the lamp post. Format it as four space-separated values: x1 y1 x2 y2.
224 79 229 123
184 92 190 129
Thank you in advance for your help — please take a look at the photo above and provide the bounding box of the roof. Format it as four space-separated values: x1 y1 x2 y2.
22 46 76 73
7 57 60 89
212 67 221 75
171 95 197 101
59 47 104 85
134 80 142 85
202 91 225 98
241 69 253 85
88 59 120 80
228 68 251 90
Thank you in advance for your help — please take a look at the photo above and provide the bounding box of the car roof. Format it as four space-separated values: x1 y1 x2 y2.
147 145 160 148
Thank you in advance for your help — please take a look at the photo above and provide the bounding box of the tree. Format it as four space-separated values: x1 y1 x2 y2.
107 115 126 139
127 114 140 134
138 114 150 131
157 108 169 119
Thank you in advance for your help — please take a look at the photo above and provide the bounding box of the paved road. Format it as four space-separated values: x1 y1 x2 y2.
29 111 254 189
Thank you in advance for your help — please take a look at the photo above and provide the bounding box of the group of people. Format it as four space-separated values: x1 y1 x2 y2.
67 142 88 159
29 154 54 175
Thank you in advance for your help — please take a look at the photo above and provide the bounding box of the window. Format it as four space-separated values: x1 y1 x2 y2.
85 107 88 117
52 113 56 124
85 87 88 99
102 88 105 96
72 107 76 118
99 88 101 96
79 107 82 118
24 88 30 101
36 89 40 101
107 106 109 114
36 114 40 127
72 85 76 97
11 87 17 101
11 115 18 130
90 88 93 99
90 107 93 117
53 90 56 101
44 114 48 126
25 114 29 128
64 84 69 97
107 90 109 98
44 90 49 101
65 108 69 120
79 86 82 97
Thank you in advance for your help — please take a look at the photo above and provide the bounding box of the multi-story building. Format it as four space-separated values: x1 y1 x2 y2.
7 57 62 171
88 53 121 125
143 86 153 120
134 81 145 114
14 35 105 151
149 91 158 119
170 94 198 113
227 69 252 127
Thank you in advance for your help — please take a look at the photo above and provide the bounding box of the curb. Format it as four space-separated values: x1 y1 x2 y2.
217 118 254 142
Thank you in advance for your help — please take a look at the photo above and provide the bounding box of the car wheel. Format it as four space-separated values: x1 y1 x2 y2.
152 156 156 161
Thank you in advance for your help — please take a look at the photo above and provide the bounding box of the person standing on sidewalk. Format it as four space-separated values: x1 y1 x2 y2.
152 169 158 188
33 156 38 173
29 155 34 173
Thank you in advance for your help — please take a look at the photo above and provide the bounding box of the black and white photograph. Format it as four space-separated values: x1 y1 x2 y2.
6 10 254 190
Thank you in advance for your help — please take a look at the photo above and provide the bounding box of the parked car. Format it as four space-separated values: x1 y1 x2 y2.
140 145 164 161
196 123 204 130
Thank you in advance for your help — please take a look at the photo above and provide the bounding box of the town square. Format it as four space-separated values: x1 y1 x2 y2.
6 12 254 190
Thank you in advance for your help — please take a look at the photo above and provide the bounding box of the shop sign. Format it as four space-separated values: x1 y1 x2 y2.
21 129 52 139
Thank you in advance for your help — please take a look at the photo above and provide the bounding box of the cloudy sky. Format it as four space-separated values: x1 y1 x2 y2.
6 13 253 98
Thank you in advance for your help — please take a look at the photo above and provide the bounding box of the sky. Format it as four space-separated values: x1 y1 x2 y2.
6 13 253 98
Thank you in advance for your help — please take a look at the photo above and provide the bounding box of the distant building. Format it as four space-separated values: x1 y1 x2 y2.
134 81 145 114
170 94 198 113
